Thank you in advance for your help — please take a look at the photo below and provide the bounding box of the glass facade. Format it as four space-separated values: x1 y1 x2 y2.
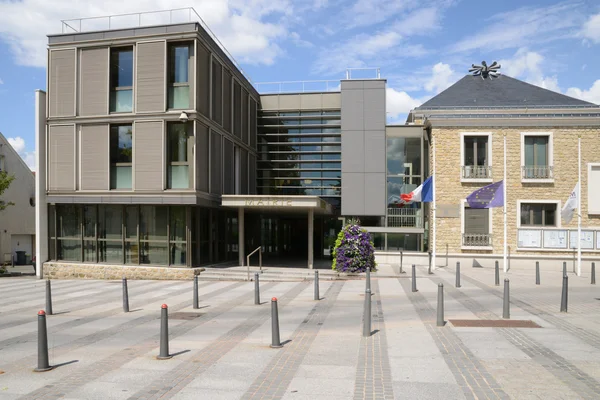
48 205 239 266
257 110 341 211
109 48 133 112
110 125 133 189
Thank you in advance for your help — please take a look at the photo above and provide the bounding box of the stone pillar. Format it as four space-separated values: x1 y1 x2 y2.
308 208 314 269
35 90 47 279
238 207 245 266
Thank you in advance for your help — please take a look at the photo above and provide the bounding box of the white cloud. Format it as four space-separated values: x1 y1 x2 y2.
289 32 314 48
0 0 293 68
498 48 560 92
424 62 458 94
581 13 600 43
386 87 422 121
450 3 584 54
566 80 600 105
0 78 3 84
6 136 35 170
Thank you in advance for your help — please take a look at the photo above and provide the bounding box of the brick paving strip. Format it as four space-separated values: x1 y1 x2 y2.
398 277 509 400
0 280 213 348
353 279 394 400
459 271 600 353
125 281 310 400
3 281 238 375
432 273 600 399
240 281 345 400
18 281 278 400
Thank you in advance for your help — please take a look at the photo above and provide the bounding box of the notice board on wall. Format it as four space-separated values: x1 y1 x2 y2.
569 231 594 249
543 230 568 249
518 230 542 248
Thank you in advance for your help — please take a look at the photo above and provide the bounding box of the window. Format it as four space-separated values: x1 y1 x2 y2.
463 205 491 247
110 125 133 189
168 43 191 109
386 137 422 227
522 133 552 179
167 122 192 189
460 133 491 179
520 203 557 227
109 47 133 112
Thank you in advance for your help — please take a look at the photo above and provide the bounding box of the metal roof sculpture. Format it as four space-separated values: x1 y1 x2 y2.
469 61 501 79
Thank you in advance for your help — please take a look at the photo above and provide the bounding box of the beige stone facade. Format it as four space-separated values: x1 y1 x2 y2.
432 126 600 257
43 262 204 280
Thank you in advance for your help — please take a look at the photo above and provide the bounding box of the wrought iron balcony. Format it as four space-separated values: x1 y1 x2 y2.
462 234 492 247
522 165 553 180
462 165 492 179
387 208 422 228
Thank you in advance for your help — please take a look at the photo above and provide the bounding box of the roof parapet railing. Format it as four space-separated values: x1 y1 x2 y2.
255 80 341 94
60 7 251 83
345 67 381 80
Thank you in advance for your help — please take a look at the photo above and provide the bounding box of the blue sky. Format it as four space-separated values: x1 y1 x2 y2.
0 0 599 170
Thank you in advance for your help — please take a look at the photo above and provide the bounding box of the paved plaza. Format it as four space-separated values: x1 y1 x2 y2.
1 265 600 399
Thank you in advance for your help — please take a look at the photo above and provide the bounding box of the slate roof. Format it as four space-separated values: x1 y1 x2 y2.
417 74 596 109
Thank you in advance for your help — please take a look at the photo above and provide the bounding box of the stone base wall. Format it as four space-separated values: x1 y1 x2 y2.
43 262 205 280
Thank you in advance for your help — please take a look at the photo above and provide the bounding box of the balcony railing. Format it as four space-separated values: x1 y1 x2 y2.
462 165 492 179
522 165 553 180
387 208 422 228
462 234 492 247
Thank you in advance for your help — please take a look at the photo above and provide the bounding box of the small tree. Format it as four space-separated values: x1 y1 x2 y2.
0 170 15 211
332 219 376 273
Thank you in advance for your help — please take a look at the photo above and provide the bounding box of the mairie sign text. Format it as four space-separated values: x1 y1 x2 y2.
245 199 293 206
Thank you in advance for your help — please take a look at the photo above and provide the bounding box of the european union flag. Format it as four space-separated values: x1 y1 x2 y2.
466 181 504 208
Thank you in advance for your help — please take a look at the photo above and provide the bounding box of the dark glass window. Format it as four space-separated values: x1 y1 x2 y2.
167 122 192 189
110 48 133 112
110 125 133 189
520 203 556 226
168 43 191 109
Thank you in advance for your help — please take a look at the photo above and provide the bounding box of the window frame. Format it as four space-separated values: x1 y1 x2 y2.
109 124 134 190
517 200 561 228
460 199 493 250
520 132 554 182
167 42 192 110
109 46 134 114
588 163 600 215
460 132 493 182
166 121 193 189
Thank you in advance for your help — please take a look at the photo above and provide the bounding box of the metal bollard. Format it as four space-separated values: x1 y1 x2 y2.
193 275 199 309
411 265 418 292
157 304 172 359
122 277 129 313
536 262 540 285
428 251 433 274
270 297 282 348
437 283 444 327
400 251 405 274
363 288 372 337
455 262 461 288
314 271 320 300
366 268 371 292
495 261 500 286
503 279 510 319
560 275 568 312
34 310 52 372
45 280 53 316
592 263 596 285
254 273 260 305
563 261 567 277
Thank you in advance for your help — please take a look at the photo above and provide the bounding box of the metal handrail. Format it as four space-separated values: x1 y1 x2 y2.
462 165 492 179
255 80 341 94
346 67 381 79
462 234 492 247
246 246 262 281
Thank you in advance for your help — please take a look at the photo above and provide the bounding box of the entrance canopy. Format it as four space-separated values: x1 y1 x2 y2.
221 195 333 215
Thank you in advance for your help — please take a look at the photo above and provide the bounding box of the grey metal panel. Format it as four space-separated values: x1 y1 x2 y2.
241 89 248 144
134 121 163 190
259 95 279 110
363 80 386 89
240 149 248 194
166 23 197 33
210 130 222 194
80 47 109 116
80 124 109 190
363 89 385 130
249 98 257 149
49 49 76 117
322 93 341 109
364 173 385 216
233 81 241 138
341 131 364 173
187 43 195 110
48 125 75 191
134 26 168 36
364 130 385 173
104 29 135 39
211 59 223 124
195 121 209 193
341 172 364 215
278 94 301 110
341 89 364 132
340 81 364 90
136 41 165 113
223 69 232 132
222 138 234 194
248 153 256 194
300 93 322 109
196 42 210 117
75 32 105 41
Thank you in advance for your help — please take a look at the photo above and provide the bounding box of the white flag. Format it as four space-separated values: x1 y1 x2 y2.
561 182 579 224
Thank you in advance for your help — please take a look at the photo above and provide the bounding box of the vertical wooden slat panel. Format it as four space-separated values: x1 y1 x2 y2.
134 121 163 190
80 48 108 116
223 69 232 133
211 60 223 125
222 138 233 194
136 42 165 113
240 149 248 194
196 42 210 117
233 81 241 138
249 98 257 149
210 130 222 194
248 153 256 195
196 122 209 193
48 125 75 190
80 124 109 190
49 49 76 117
241 89 248 144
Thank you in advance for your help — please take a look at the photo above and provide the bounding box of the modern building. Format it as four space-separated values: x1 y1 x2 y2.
35 9 600 279
0 132 35 267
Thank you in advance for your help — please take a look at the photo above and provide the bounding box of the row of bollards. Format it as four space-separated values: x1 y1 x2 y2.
495 261 500 286
455 262 461 288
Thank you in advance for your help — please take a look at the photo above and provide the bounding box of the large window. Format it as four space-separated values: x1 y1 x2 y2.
167 122 192 189
522 134 552 179
98 205 123 263
110 125 133 189
56 204 81 261
109 47 133 113
168 43 191 109
386 137 422 227
462 134 490 179
520 203 557 227
463 206 491 247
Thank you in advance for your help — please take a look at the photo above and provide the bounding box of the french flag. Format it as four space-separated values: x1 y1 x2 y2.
400 176 433 203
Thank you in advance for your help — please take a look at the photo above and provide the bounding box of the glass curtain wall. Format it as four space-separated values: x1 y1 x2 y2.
386 137 422 228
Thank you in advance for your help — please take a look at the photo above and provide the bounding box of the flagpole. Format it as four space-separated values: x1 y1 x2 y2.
432 134 437 270
503 133 507 273
578 135 582 276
